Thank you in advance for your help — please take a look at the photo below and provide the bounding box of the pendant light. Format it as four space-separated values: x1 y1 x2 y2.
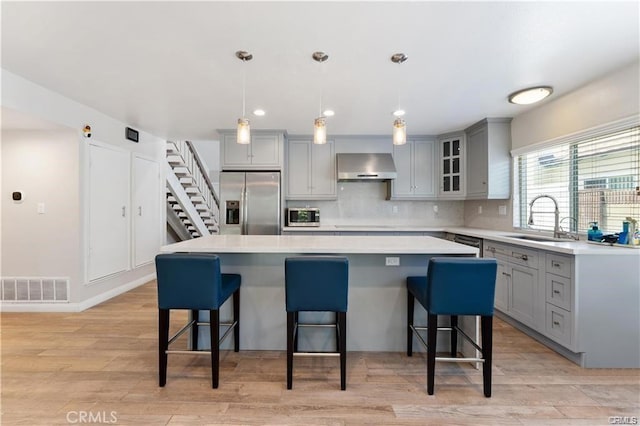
312 51 329 145
236 50 253 144
391 53 408 146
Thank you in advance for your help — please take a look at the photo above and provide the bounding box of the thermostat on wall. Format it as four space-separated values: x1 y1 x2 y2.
12 191 23 202
125 127 139 143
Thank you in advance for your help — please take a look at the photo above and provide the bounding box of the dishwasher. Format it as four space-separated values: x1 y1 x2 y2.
453 234 483 257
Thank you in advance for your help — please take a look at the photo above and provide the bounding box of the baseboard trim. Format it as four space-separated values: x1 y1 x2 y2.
0 273 155 313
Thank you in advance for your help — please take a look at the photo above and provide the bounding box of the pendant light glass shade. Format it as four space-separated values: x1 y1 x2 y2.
237 118 251 145
314 117 327 145
235 50 253 144
393 118 406 145
313 51 329 144
391 53 408 146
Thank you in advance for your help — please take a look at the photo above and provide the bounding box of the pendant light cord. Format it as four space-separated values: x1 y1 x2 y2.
319 60 324 117
242 58 247 118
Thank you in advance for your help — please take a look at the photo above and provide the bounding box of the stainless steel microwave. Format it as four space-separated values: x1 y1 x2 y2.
286 208 320 227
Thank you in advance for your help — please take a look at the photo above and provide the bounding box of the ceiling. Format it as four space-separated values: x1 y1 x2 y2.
2 1 638 140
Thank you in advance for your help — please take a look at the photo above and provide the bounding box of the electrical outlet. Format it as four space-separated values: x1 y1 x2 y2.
433 205 438 213
478 205 483 214
499 205 507 216
392 205 398 214
385 257 400 266
37 202 45 214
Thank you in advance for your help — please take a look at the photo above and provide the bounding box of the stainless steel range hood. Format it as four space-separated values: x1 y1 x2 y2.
336 153 397 181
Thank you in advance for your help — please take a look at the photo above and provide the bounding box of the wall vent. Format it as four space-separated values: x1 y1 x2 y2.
1 277 69 303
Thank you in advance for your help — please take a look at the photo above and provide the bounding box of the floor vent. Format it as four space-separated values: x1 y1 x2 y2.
1 277 69 302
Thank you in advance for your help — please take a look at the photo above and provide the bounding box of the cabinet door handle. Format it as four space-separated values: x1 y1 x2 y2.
138 206 143 216
122 206 126 217
553 321 561 326
552 261 561 268
553 290 561 294
502 272 511 277
519 254 529 261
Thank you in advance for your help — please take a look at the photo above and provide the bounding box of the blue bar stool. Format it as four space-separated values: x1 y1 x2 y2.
285 256 349 390
407 257 497 397
155 253 241 389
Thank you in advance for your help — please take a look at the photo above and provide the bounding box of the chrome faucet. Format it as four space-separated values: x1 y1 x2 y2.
528 194 562 239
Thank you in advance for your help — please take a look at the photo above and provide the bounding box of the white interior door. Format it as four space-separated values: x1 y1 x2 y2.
133 155 161 267
88 143 130 281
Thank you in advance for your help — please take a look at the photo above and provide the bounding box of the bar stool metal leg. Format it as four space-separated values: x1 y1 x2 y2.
450 315 458 357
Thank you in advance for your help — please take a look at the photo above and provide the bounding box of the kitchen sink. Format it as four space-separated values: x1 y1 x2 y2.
333 225 393 228
507 235 565 242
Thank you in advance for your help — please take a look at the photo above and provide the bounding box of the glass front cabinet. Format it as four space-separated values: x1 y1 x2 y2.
438 133 466 198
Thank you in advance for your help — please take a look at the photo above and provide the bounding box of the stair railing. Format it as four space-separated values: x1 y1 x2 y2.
174 141 220 218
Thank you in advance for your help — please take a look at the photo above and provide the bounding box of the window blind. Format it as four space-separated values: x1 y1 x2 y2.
515 125 640 235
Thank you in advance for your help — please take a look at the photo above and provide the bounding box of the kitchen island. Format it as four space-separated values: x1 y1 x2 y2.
160 234 478 352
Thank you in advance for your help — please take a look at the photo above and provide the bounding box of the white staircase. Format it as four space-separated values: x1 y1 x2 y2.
166 141 220 239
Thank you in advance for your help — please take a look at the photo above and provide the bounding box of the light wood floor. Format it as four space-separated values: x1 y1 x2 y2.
1 281 638 425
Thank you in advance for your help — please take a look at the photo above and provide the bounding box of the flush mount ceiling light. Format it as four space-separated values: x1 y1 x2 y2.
313 51 329 145
236 50 253 144
508 86 553 105
253 109 265 116
391 53 408 146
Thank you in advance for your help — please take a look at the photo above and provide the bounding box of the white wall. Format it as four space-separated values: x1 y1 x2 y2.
1 130 81 287
1 70 166 309
511 60 640 150
464 60 640 232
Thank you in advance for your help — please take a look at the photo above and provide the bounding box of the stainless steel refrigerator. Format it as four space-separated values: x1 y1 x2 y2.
219 171 281 235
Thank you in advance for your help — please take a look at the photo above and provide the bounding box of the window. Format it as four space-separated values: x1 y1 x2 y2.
514 124 640 235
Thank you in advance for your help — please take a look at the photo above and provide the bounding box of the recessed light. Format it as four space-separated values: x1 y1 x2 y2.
393 109 405 117
253 109 266 116
508 86 553 105
323 109 335 117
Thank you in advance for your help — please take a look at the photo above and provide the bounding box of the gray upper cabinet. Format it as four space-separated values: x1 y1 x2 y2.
464 118 512 199
286 138 336 200
437 133 466 199
388 138 436 199
220 130 284 170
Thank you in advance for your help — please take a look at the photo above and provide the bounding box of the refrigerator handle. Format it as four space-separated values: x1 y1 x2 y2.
242 187 248 235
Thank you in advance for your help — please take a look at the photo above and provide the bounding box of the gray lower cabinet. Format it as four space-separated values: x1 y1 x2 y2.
544 253 574 347
483 238 639 368
484 241 539 329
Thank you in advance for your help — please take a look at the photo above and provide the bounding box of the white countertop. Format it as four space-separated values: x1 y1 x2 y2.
160 234 479 255
282 225 640 255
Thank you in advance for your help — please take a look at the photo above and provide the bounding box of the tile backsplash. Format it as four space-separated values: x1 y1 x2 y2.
287 181 464 226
